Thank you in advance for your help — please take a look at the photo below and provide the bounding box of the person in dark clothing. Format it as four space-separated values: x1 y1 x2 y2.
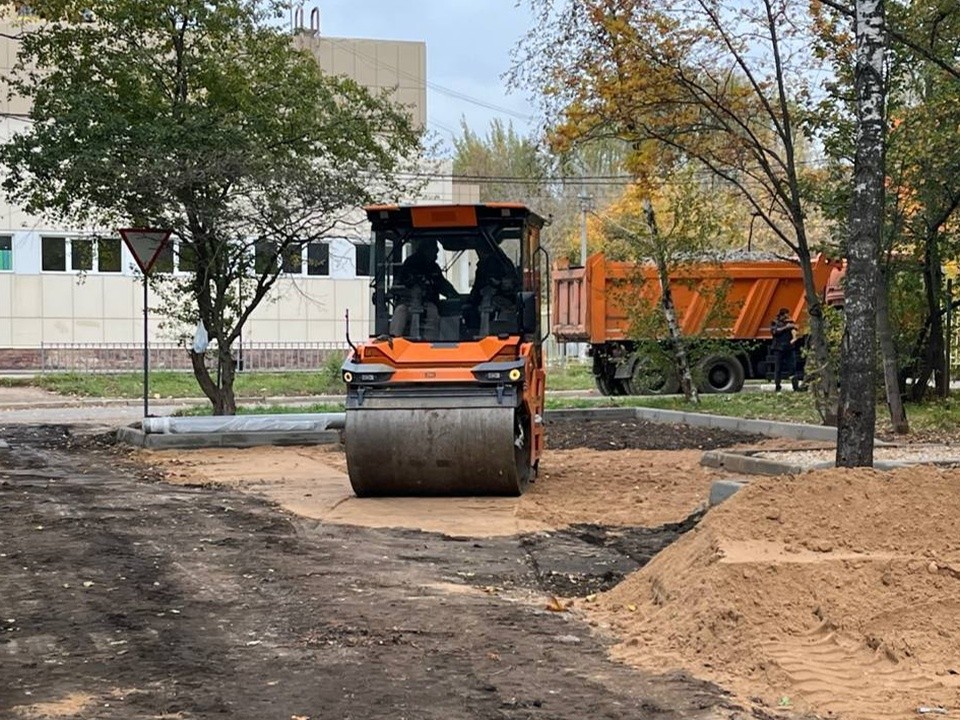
464 243 519 331
770 307 798 391
388 238 459 337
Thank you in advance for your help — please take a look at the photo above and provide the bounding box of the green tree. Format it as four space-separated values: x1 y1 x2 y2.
452 119 633 257
452 118 547 204
885 0 960 402
595 170 739 402
0 0 422 414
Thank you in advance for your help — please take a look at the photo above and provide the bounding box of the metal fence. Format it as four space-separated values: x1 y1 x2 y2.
30 338 584 373
39 341 350 374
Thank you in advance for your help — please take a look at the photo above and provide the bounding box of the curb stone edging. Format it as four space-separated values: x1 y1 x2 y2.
700 450 818 477
117 426 341 450
709 479 749 506
543 407 641 422
113 404 840 451
631 406 838 442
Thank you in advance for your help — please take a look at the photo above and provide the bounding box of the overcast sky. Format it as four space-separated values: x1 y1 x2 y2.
301 1 539 152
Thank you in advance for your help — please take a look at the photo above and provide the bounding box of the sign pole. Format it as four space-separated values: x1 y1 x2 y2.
118 228 173 419
143 275 150 417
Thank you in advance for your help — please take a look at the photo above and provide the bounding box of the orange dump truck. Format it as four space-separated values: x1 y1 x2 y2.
552 253 839 394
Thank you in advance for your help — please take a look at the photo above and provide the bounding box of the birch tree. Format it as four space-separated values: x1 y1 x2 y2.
813 0 960 418
837 0 887 466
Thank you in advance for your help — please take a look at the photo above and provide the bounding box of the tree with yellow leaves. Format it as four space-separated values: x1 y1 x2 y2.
513 0 840 422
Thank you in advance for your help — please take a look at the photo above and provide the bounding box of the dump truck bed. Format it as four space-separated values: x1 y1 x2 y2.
552 253 837 344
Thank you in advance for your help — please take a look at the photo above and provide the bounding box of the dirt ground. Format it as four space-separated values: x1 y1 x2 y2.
5 416 958 720
143 417 751 538
1 420 750 720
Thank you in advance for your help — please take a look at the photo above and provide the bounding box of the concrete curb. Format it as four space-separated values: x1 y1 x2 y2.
117 426 341 450
700 449 958 478
700 450 825 476
544 407 641 421
709 478 749 506
631 406 838 441
703 453 960 507
111 404 840 452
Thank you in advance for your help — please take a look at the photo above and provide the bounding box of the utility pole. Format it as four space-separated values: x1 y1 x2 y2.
578 190 592 266
747 211 760 252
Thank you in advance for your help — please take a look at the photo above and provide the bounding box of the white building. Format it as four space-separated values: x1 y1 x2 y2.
0 11 469 370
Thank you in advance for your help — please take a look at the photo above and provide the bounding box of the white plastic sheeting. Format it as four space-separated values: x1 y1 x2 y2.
142 413 345 434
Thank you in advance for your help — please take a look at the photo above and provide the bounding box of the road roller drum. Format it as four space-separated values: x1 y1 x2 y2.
345 398 531 496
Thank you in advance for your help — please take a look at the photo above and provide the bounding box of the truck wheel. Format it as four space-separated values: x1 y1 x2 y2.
698 354 745 394
626 354 680 395
594 372 615 396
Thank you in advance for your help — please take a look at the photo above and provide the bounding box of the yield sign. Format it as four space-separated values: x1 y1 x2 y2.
119 228 173 274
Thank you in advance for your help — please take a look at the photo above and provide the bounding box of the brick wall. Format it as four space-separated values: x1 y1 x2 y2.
0 348 42 371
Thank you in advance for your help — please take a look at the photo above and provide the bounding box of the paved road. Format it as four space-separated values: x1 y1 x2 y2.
0 387 602 426
0 386 330 425
0 387 187 425
0 381 793 427
0 403 187 426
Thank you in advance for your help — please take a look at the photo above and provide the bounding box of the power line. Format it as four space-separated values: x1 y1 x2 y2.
398 171 633 186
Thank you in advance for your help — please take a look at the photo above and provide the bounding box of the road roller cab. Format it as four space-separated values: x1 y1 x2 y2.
341 203 548 497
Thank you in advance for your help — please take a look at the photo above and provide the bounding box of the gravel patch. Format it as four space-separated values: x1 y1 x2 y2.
753 444 960 468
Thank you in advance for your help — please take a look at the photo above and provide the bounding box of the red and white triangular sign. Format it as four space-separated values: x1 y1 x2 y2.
118 228 172 274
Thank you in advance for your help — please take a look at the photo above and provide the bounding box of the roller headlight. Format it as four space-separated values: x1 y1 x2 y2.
508 368 522 382
343 371 354 383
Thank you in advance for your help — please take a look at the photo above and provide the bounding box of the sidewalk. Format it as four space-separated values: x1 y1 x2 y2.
0 386 605 426
0 386 340 426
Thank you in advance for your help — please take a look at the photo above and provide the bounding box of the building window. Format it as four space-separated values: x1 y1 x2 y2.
42 236 67 271
42 235 125 273
282 245 303 274
152 242 174 273
355 243 372 277
97 238 122 273
255 239 277 275
307 242 329 276
71 238 93 271
254 240 330 276
178 242 196 273
0 236 11 271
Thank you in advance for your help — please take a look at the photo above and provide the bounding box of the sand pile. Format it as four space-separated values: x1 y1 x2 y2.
590 466 960 719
